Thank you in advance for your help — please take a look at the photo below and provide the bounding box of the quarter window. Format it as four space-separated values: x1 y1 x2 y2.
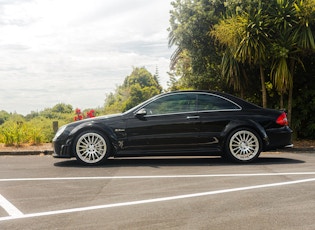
197 94 240 111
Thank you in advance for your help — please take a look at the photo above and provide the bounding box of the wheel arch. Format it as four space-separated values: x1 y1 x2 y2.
221 120 269 150
68 123 117 156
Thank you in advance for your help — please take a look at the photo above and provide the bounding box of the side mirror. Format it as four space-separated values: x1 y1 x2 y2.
135 108 147 117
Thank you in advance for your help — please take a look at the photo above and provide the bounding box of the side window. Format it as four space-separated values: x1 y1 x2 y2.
197 94 240 111
143 94 196 115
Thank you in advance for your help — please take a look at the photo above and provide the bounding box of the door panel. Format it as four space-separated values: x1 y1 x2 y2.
196 93 240 148
124 93 200 152
198 111 230 147
125 113 200 151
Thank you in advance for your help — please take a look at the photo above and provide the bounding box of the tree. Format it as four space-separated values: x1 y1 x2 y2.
269 0 315 123
51 103 73 114
40 103 73 120
221 50 249 98
212 0 315 118
210 14 249 98
168 0 315 137
0 110 10 125
168 0 224 90
104 67 162 113
122 68 162 110
211 2 271 107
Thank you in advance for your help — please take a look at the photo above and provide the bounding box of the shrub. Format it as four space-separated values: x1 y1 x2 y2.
0 120 27 146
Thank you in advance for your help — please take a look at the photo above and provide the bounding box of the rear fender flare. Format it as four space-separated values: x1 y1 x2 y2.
220 120 269 149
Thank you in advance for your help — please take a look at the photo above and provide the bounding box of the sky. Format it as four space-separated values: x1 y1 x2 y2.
0 0 174 115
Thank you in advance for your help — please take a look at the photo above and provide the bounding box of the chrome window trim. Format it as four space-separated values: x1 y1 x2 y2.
197 92 242 111
142 109 241 118
133 92 242 117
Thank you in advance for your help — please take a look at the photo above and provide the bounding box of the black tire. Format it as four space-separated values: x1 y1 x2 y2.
224 128 262 163
73 130 110 165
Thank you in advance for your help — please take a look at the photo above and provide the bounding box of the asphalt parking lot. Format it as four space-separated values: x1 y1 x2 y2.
0 151 315 230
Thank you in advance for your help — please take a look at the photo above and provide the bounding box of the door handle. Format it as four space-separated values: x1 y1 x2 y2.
186 116 200 120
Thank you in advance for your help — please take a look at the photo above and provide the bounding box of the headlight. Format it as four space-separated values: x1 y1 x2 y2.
54 125 67 139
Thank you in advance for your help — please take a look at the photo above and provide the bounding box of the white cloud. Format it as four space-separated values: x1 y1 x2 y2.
0 0 173 114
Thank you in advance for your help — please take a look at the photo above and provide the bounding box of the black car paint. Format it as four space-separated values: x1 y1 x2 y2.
53 91 292 159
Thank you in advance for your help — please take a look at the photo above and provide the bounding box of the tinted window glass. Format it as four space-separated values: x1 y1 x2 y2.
144 94 196 115
197 94 239 111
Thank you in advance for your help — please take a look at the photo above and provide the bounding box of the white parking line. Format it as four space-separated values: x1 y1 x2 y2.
0 194 23 217
0 177 314 222
1 172 315 182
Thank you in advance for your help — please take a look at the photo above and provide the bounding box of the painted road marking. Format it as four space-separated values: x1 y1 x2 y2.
0 177 314 222
0 194 23 218
1 172 315 182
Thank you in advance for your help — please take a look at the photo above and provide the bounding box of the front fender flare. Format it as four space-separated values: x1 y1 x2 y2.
67 122 118 153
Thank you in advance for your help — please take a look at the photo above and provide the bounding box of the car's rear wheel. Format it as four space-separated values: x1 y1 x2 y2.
73 130 110 165
225 128 262 163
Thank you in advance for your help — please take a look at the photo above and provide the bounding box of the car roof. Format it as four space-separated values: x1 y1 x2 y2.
161 90 261 109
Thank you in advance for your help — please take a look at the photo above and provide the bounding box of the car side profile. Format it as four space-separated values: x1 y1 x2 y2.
53 90 292 165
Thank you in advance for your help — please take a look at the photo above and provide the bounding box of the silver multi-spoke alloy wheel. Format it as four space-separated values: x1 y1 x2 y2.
75 131 108 165
226 129 261 163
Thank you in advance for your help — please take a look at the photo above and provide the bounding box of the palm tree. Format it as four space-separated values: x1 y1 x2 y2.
211 5 271 107
234 8 270 108
270 35 295 109
221 49 248 98
210 15 245 96
270 0 315 124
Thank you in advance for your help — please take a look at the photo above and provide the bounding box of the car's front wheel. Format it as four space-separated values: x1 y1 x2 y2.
224 128 262 163
73 130 110 165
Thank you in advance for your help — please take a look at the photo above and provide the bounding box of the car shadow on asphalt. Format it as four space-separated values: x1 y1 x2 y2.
53 156 304 168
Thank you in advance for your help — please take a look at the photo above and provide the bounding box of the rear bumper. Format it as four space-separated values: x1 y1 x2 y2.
265 126 293 150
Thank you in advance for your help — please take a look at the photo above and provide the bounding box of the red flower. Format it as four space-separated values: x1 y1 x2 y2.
87 109 95 118
75 108 81 115
74 114 83 121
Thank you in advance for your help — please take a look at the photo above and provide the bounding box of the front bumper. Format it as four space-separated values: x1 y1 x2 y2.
52 140 72 158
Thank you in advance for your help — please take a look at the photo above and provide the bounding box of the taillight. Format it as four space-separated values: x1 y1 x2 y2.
276 112 288 126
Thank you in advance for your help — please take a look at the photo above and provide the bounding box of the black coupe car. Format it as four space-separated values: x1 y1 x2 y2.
53 91 292 165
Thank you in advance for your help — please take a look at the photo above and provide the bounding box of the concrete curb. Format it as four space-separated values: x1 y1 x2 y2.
0 150 54 156
280 148 315 152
